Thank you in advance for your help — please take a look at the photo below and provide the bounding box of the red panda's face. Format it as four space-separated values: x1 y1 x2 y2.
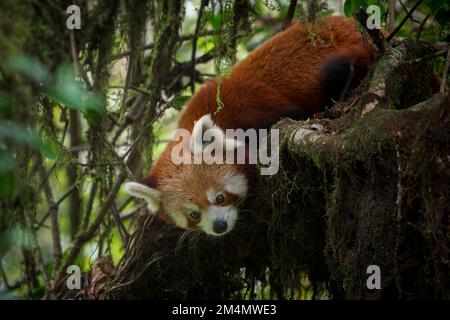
124 113 251 236
125 164 248 236
161 163 248 235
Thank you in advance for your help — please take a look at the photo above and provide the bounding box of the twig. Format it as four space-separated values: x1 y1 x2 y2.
284 0 298 29
118 196 133 213
387 0 396 32
307 0 321 22
415 13 431 39
82 180 98 231
110 30 219 61
111 204 130 246
355 9 387 53
120 121 154 161
69 30 92 90
399 0 421 23
111 95 147 145
53 172 128 293
37 108 69 192
24 210 54 299
408 47 449 65
387 0 425 42
190 0 208 94
55 182 78 206
103 138 135 181
36 156 62 271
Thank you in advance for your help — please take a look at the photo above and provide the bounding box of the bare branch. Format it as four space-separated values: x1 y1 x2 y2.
110 31 219 62
36 156 62 271
190 0 208 94
284 0 298 29
387 0 425 42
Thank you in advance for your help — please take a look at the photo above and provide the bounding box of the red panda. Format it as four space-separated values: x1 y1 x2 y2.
124 16 377 236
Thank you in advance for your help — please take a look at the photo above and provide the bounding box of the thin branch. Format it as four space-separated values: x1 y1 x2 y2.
111 204 130 246
24 210 54 298
190 0 208 94
387 0 425 42
53 171 128 293
110 30 219 61
355 9 387 53
415 13 431 39
387 0 396 32
284 0 298 29
69 30 92 90
399 0 421 23
104 138 135 181
36 156 62 271
111 95 147 145
408 47 449 65
118 196 133 213
56 182 79 206
82 180 98 231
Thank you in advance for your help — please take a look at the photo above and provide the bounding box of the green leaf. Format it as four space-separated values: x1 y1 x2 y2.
46 65 86 111
344 0 354 17
0 121 58 159
0 91 11 111
5 55 50 84
84 108 103 126
205 11 222 30
0 171 14 196
344 0 369 17
82 92 106 125
0 153 16 172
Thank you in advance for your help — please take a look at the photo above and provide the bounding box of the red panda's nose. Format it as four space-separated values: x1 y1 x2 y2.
212 220 228 234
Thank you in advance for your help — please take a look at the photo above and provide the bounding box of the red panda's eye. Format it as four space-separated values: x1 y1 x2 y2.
189 211 201 220
216 194 225 204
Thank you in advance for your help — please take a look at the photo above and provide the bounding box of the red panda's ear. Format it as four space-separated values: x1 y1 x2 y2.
124 182 160 214
190 114 244 155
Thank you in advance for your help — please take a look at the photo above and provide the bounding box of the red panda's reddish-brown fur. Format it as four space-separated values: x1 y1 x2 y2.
151 18 375 170
138 16 377 227
176 17 376 131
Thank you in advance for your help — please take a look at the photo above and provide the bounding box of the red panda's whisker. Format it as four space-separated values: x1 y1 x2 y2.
175 227 200 253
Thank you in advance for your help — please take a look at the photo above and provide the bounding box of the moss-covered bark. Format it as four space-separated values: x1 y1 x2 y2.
268 92 450 299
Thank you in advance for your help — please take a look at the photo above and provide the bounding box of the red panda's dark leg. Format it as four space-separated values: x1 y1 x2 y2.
286 107 314 120
319 54 369 106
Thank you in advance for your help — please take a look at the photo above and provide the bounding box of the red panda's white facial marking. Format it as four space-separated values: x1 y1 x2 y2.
199 204 238 236
224 174 248 197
